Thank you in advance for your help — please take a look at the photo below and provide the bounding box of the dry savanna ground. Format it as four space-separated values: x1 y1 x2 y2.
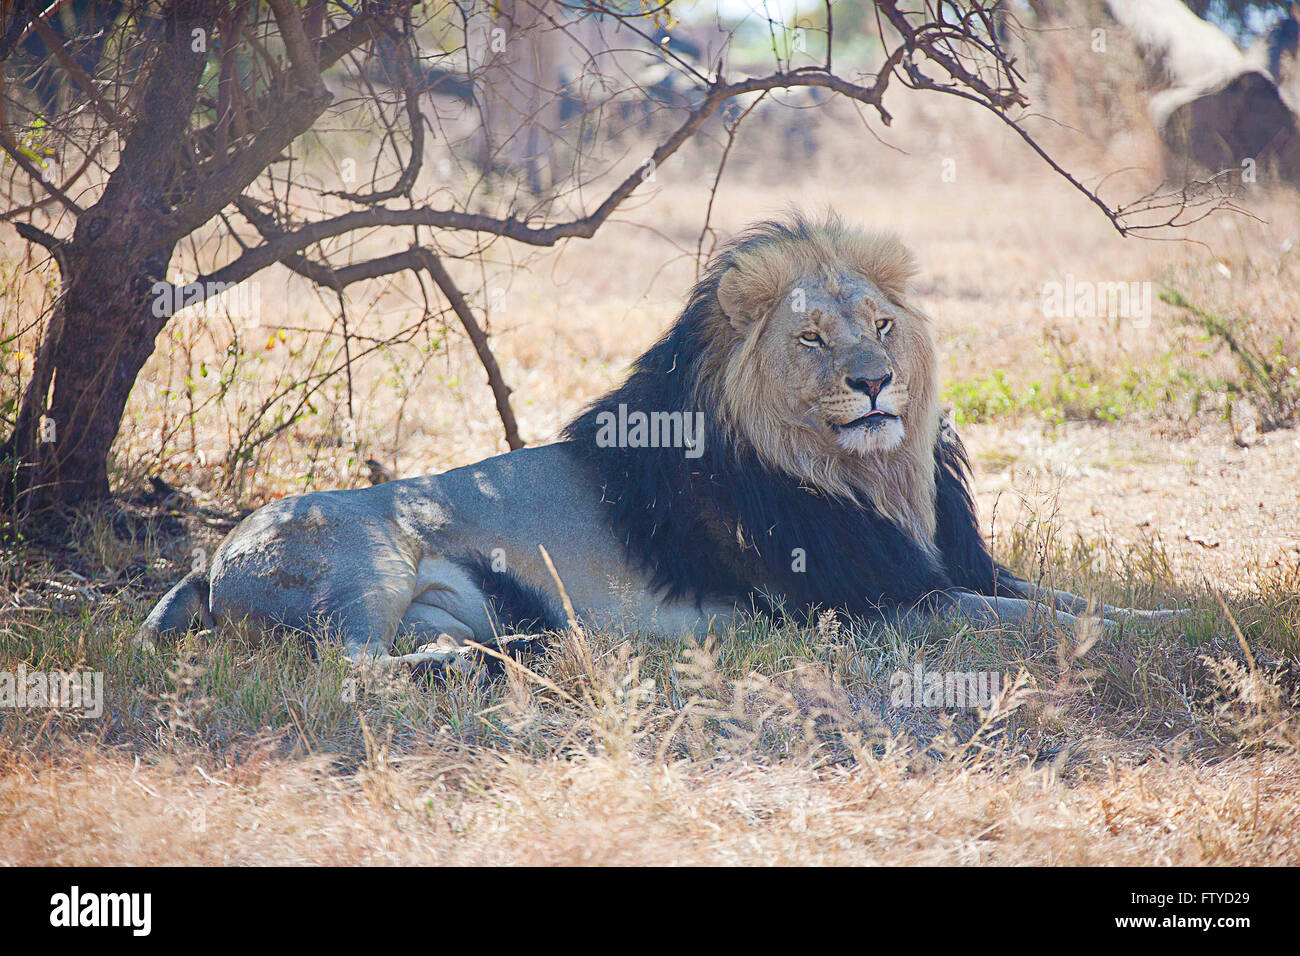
1 89 1299 865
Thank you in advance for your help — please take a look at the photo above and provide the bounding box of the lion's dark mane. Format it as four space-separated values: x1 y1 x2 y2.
563 222 1015 621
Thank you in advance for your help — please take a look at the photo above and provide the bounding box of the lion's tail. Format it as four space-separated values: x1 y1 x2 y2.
135 570 215 649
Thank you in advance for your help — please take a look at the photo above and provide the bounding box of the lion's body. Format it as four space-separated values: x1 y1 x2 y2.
196 442 724 645
141 214 1175 661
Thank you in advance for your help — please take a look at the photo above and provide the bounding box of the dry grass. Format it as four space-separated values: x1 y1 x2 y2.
3 55 1300 864
1 544 1298 864
5 746 1298 865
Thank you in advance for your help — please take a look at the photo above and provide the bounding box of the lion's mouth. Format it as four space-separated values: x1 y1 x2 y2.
832 409 898 431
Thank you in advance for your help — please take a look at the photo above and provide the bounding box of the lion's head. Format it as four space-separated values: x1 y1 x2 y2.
565 212 959 605
697 213 941 543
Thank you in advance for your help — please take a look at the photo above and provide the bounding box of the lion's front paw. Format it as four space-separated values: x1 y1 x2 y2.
1145 607 1189 620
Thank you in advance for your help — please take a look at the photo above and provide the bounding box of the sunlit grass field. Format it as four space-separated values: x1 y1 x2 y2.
2 88 1298 865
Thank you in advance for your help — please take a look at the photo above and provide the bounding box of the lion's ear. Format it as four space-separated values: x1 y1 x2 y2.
716 267 754 331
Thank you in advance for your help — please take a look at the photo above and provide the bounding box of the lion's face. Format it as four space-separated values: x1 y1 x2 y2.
708 218 941 535
707 218 941 538
714 240 938 463
763 272 913 455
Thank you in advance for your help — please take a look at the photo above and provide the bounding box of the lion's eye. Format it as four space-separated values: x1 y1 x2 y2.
798 331 825 348
875 317 893 336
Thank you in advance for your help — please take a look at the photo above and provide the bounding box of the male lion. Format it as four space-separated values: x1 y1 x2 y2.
140 213 1175 665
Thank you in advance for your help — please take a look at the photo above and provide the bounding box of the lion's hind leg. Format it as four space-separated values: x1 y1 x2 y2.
135 570 215 650
210 499 425 664
377 555 549 674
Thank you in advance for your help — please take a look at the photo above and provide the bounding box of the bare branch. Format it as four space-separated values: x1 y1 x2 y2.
12 220 68 273
196 66 895 290
28 10 123 131
0 126 84 216
233 197 422 290
328 20 425 205
265 0 323 92
696 91 767 279
220 198 524 450
318 8 391 71
158 84 333 253
0 71 83 215
414 248 524 451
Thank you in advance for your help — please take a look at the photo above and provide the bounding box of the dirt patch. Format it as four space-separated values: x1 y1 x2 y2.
966 420 1300 591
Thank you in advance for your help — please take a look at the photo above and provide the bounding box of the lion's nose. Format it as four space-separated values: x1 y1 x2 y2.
846 372 892 400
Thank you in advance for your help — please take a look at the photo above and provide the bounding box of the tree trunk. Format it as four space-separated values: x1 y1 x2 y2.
1 0 216 518
1 245 170 515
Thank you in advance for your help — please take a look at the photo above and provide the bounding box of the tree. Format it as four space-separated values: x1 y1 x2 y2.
0 0 1224 520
